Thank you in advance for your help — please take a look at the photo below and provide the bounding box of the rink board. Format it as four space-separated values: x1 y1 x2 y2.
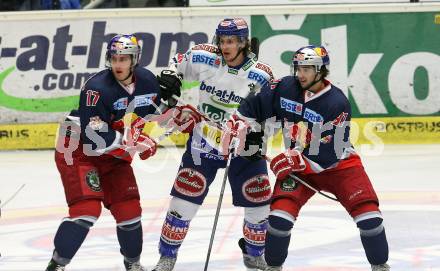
0 6 439 123
1 116 440 150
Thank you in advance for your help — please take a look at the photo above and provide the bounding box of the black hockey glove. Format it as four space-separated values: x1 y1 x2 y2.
157 70 182 107
241 131 264 161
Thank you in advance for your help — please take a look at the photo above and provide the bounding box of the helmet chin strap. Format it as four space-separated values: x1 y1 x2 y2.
301 72 322 91
228 45 246 64
119 69 133 83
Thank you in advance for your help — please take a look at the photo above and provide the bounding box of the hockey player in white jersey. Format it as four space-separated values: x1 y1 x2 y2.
152 18 275 271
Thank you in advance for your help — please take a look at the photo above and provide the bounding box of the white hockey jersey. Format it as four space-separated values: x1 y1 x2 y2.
169 43 274 153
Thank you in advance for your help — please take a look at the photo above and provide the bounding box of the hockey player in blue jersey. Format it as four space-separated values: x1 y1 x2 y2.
228 45 390 271
151 18 274 271
45 34 172 271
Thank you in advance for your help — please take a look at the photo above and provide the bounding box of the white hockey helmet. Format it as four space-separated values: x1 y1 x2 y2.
291 45 330 76
105 34 141 68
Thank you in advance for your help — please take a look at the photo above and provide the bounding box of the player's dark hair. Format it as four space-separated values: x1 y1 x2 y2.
320 66 329 79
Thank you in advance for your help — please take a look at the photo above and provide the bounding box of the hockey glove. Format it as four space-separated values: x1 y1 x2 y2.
111 114 146 133
220 114 249 156
122 118 157 160
157 69 182 107
123 126 157 160
270 148 306 180
172 105 203 134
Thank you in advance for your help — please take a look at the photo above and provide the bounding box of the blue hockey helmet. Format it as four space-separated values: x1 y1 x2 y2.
291 45 330 75
214 18 249 47
215 18 249 38
105 34 141 68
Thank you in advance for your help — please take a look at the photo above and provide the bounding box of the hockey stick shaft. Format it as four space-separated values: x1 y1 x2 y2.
0 184 26 218
203 140 237 271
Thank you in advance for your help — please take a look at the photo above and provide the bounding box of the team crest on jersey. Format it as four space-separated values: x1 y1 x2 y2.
174 168 207 197
279 177 297 192
304 108 324 123
85 169 101 192
242 175 272 203
280 97 303 115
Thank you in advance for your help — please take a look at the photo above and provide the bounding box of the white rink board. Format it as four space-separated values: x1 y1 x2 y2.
189 0 409 6
0 145 440 270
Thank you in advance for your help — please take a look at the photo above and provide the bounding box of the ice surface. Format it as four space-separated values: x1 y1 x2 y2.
0 145 439 270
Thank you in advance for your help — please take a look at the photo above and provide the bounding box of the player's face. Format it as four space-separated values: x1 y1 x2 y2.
110 54 132 81
219 35 244 67
296 65 321 90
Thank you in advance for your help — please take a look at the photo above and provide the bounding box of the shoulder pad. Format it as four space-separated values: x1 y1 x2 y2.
191 43 219 54
80 70 107 91
255 62 275 81
134 66 153 78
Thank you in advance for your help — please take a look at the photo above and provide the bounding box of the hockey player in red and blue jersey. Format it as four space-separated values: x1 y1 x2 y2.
45 34 173 271
233 45 390 271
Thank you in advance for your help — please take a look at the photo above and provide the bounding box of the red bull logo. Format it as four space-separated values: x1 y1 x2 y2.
314 47 328 57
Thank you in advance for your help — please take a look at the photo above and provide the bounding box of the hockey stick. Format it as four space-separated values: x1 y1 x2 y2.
0 183 26 218
263 155 338 202
203 139 237 271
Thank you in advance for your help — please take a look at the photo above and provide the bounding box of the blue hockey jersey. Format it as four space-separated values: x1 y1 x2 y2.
66 66 161 156
238 76 362 173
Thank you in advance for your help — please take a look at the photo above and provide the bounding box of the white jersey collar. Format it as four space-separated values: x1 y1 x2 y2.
304 80 332 103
